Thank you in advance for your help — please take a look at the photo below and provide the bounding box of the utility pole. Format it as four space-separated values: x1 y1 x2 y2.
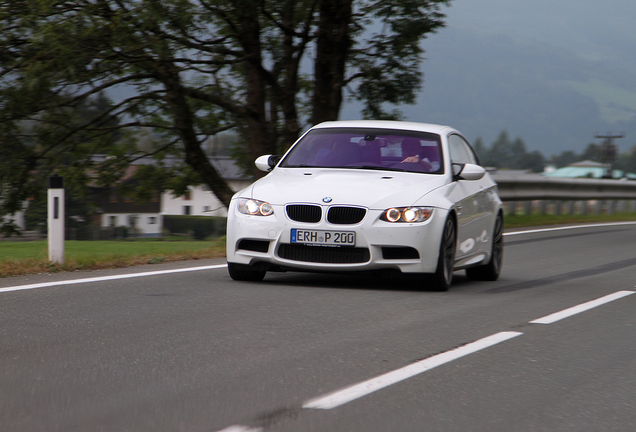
595 132 624 178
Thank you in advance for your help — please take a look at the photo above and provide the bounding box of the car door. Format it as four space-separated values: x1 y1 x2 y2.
447 134 492 259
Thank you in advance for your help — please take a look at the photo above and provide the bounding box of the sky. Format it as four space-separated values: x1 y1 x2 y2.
441 0 636 67
342 0 636 154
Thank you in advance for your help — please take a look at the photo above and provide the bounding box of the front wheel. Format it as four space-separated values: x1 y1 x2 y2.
228 263 266 282
427 216 456 291
466 212 503 281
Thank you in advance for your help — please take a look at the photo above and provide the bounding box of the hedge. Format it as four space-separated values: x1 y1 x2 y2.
162 215 227 240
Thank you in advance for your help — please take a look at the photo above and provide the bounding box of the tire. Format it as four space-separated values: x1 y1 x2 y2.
427 216 456 291
466 212 504 281
227 262 266 282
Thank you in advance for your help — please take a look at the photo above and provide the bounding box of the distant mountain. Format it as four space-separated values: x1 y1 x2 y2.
342 26 636 156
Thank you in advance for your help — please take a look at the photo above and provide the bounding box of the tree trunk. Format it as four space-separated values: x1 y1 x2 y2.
312 0 353 125
163 81 236 208
239 7 274 179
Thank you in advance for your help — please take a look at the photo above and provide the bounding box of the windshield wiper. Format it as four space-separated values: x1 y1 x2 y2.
282 164 426 173
346 165 393 171
282 164 326 168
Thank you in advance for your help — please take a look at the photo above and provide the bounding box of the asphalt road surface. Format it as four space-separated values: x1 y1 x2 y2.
1 222 636 432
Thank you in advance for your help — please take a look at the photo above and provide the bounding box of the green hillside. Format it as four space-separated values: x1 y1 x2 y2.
562 79 636 123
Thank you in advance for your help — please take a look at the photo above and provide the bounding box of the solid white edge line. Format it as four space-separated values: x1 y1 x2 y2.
530 290 636 324
303 331 522 410
0 264 228 294
504 221 636 237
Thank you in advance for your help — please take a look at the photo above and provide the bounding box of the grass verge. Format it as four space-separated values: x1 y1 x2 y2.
504 212 636 229
0 238 226 278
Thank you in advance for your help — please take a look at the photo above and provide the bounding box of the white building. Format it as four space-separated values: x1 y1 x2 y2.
98 156 251 237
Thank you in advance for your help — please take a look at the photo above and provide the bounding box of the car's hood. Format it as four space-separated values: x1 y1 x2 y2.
246 168 448 209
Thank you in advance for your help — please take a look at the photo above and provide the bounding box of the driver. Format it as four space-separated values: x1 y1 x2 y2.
400 138 439 171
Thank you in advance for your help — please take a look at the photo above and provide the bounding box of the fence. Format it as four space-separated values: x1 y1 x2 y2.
162 215 227 240
1 216 228 241
493 174 636 216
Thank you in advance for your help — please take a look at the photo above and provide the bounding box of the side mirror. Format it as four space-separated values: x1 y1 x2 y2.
255 155 281 172
452 163 485 181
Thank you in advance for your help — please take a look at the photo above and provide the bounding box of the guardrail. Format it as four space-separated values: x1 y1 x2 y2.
495 176 636 201
492 174 636 215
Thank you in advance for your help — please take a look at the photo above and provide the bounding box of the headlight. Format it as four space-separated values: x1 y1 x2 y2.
381 206 433 223
237 198 274 216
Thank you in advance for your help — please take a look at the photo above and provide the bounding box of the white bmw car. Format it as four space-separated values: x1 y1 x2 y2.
226 120 503 291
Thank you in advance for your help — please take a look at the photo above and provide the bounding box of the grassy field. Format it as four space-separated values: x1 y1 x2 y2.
1 212 636 278
560 78 636 123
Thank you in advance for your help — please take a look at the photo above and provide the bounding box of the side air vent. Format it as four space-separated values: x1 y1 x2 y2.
381 247 420 260
327 206 367 224
286 204 322 223
237 239 270 253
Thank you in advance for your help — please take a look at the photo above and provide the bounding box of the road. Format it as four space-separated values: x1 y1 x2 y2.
1 223 635 432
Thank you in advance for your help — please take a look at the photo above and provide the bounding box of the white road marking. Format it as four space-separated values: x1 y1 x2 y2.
302 288 636 411
0 264 228 294
530 290 636 324
215 426 262 432
303 331 522 410
504 221 636 237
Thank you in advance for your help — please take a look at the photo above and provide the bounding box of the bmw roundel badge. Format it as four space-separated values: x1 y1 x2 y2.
322 197 333 203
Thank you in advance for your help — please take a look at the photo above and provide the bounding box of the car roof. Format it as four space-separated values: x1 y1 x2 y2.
310 120 456 135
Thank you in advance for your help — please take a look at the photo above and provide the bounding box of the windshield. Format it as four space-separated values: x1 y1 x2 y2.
280 128 444 174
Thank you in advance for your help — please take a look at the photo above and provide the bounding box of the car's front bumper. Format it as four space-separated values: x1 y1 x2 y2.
226 200 449 274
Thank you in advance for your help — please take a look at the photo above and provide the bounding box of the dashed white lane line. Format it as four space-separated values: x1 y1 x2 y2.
303 331 522 410
216 426 262 432
0 264 228 294
214 288 636 430
530 290 636 324
302 289 636 411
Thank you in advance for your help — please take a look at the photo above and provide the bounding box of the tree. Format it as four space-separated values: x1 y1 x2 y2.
616 144 636 174
549 150 578 168
580 143 601 162
472 137 486 163
0 89 120 235
483 131 513 168
518 150 545 173
479 130 545 172
0 0 450 233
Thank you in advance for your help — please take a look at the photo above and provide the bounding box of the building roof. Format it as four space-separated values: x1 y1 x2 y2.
568 159 606 168
543 166 618 179
542 160 635 179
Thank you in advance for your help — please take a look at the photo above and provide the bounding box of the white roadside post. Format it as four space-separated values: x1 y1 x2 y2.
48 175 65 264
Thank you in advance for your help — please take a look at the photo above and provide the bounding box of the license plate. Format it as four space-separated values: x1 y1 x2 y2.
291 229 356 247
